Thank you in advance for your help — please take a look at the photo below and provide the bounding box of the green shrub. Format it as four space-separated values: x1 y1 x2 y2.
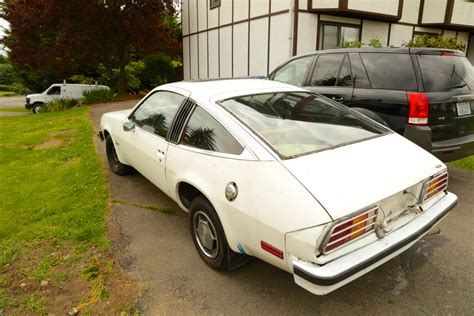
41 98 79 112
402 35 466 51
339 36 383 49
82 88 115 105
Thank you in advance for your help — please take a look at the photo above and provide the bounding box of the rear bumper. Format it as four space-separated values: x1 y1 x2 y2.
404 125 474 162
291 192 457 295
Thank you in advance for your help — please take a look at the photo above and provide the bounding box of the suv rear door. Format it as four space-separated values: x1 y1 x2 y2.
415 50 474 156
303 53 354 104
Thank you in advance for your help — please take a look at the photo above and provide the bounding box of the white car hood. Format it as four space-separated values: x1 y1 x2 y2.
27 93 42 98
281 133 444 220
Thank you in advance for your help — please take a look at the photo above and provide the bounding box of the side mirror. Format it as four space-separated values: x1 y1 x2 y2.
123 120 135 132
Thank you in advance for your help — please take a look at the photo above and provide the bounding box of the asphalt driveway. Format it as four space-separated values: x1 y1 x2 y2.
90 100 474 315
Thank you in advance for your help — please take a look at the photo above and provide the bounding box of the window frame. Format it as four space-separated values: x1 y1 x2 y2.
128 89 187 140
210 0 221 10
175 102 247 158
318 22 361 50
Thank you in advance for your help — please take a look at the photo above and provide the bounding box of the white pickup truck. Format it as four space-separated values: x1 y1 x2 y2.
25 83 110 113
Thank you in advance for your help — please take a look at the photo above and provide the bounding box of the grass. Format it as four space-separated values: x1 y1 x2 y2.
451 155 474 171
0 91 18 97
0 108 138 313
113 199 175 214
0 107 29 112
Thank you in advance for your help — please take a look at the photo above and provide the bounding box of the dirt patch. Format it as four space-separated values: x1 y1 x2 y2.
34 139 62 150
63 157 81 166
50 129 78 137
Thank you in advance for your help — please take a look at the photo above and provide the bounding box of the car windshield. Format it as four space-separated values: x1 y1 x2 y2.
220 92 389 158
417 54 474 92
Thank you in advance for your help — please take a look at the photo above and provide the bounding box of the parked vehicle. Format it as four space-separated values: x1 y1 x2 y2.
269 48 474 162
25 83 110 113
98 79 457 295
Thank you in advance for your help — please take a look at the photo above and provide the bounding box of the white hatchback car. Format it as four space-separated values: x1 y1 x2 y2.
99 79 457 295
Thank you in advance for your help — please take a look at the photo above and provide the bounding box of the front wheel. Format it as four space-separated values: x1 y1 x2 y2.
105 134 132 175
32 103 43 114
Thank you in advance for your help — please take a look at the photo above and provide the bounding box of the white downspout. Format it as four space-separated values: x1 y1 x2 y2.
289 0 296 57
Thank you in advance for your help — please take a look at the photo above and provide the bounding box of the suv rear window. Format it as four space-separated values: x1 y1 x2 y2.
417 55 474 92
360 53 417 91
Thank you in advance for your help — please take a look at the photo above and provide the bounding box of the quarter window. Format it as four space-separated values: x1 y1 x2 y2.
130 91 185 138
319 23 360 50
180 106 243 155
310 54 352 87
273 56 314 86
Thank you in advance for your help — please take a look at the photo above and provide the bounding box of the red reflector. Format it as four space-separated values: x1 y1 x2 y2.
408 93 429 126
440 51 454 56
261 241 284 259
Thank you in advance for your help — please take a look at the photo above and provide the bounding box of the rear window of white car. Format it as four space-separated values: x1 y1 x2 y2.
220 92 389 158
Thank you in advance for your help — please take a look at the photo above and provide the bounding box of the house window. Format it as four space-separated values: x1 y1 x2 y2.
210 0 221 9
319 23 360 50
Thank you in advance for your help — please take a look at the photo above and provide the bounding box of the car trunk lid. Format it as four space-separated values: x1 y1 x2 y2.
281 133 443 220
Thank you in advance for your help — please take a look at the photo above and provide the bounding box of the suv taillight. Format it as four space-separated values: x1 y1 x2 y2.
408 93 429 126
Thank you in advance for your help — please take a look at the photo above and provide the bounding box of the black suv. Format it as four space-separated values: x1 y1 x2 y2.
269 48 474 162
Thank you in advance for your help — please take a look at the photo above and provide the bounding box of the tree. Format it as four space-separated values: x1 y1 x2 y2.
1 0 180 94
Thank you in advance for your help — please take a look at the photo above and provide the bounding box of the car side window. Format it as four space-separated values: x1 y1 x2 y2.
273 56 314 86
310 53 351 87
180 106 243 155
47 86 61 95
130 91 185 138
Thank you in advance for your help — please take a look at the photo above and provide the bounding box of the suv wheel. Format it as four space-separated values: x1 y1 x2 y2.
32 103 43 114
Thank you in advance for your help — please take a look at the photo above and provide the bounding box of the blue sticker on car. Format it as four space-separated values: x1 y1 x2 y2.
237 243 246 254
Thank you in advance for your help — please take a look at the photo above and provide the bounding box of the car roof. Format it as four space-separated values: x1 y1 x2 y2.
160 79 301 100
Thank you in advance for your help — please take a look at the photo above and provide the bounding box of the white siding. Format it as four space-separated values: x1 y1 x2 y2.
189 0 198 34
219 26 233 77
190 34 198 79
311 0 338 9
271 0 291 12
361 20 390 45
452 0 474 27
443 30 457 38
421 0 447 24
234 0 249 22
348 0 399 16
299 0 308 10
220 0 233 25
250 0 269 17
233 23 249 77
414 26 442 34
182 0 189 36
399 0 420 24
183 36 190 80
198 32 208 78
457 31 470 52
208 5 219 29
249 18 269 76
297 13 318 55
208 29 219 78
389 24 413 47
197 0 207 31
269 13 291 73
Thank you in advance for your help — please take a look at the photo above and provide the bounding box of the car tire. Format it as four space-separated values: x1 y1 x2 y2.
32 103 43 114
105 134 132 175
189 195 233 271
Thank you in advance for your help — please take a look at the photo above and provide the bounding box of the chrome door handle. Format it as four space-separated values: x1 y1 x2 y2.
331 97 344 102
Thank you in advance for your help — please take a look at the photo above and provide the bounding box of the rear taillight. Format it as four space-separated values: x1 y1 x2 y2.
408 93 429 126
321 206 378 254
421 171 448 202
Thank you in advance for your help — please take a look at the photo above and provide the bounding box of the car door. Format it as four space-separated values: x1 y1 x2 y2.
270 55 315 87
303 53 354 104
121 90 187 194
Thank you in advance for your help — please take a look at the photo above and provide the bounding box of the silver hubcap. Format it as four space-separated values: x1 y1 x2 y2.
193 211 219 259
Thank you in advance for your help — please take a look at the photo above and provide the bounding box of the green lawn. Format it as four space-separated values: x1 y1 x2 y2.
0 106 29 112
451 155 474 171
0 109 137 314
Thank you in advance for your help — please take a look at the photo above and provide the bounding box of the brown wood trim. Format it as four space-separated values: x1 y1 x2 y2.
247 0 251 76
218 4 221 77
267 0 271 74
231 0 234 77
182 9 290 37
387 23 392 46
444 0 454 24
339 0 348 10
188 0 191 78
293 0 299 56
310 8 400 22
397 0 404 18
207 0 209 78
308 0 312 11
196 0 200 78
316 14 321 50
418 23 474 33
418 0 425 24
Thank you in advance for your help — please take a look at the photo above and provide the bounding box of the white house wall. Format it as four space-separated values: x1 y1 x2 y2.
182 0 474 80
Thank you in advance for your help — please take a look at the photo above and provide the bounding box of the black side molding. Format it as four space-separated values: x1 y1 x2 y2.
294 198 457 286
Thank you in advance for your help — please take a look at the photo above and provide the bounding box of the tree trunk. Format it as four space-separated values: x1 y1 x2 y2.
117 46 130 95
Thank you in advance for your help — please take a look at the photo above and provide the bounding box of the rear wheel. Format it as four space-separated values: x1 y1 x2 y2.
105 134 132 175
